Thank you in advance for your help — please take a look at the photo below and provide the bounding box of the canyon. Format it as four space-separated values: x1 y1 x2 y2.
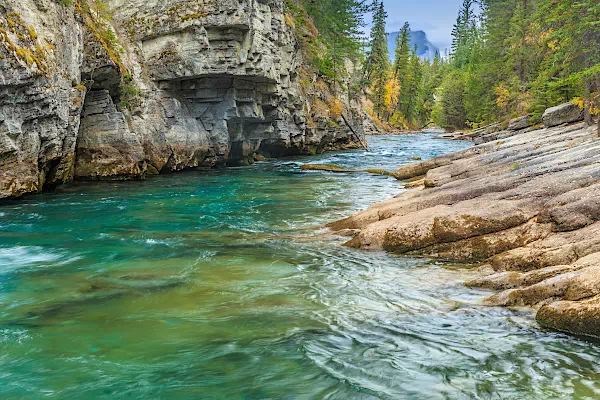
0 0 368 199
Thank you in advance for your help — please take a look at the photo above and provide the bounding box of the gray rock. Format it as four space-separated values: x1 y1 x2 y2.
543 102 584 128
75 90 146 180
0 0 83 198
508 115 532 131
330 121 600 337
0 0 367 198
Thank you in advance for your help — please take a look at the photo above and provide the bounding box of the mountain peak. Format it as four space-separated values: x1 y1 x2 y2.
387 30 439 61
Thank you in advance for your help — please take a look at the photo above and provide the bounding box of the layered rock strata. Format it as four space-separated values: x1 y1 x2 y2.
330 119 600 337
0 0 364 198
0 2 84 198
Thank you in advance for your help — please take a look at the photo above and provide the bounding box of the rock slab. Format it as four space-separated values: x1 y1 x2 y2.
330 118 600 338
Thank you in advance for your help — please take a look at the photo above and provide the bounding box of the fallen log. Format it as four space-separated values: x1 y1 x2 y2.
301 164 397 177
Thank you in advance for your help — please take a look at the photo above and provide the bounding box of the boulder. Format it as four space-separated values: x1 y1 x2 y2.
537 295 600 338
508 115 532 131
542 102 584 128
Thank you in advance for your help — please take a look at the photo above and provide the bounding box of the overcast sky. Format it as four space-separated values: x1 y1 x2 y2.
367 0 464 50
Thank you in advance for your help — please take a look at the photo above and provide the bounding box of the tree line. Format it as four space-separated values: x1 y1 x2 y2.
287 0 599 132
432 0 599 131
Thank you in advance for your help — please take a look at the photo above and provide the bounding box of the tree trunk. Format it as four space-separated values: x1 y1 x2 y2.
584 81 593 126
597 75 600 137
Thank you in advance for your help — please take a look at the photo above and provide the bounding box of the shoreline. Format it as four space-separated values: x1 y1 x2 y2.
330 117 600 338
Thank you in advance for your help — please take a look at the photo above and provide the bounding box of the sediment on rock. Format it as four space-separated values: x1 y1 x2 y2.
330 120 600 338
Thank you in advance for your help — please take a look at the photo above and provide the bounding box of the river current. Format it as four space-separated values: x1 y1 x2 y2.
1 135 600 399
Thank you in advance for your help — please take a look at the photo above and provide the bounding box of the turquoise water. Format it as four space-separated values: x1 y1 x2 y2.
1 135 600 399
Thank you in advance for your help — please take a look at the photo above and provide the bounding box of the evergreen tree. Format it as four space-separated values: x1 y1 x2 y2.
393 22 411 80
451 0 477 69
405 46 424 123
421 52 445 125
388 22 411 122
539 0 600 132
304 0 369 87
437 71 468 129
365 0 390 118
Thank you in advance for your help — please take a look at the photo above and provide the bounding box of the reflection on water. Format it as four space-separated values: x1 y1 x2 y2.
1 135 599 399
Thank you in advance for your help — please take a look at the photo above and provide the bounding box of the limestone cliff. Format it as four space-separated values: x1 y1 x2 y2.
0 0 365 198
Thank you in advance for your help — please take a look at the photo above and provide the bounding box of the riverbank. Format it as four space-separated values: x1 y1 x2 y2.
4 133 600 397
330 119 600 338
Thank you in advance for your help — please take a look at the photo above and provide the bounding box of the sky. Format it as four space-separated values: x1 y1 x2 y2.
372 0 464 51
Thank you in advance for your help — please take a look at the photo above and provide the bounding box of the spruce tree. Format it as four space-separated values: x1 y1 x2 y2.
304 0 369 87
393 22 411 80
539 0 600 132
405 46 424 124
366 0 390 118
389 22 411 122
451 0 477 69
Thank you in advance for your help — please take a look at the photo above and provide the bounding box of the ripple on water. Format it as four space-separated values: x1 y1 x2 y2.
0 135 599 399
0 246 80 273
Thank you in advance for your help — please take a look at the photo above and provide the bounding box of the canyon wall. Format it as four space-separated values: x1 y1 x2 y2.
0 0 364 198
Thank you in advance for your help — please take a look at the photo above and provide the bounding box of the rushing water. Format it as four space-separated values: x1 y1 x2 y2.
1 135 600 400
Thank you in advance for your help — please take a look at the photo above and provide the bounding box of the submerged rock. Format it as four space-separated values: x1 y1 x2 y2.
330 112 600 338
301 164 397 177
301 164 353 173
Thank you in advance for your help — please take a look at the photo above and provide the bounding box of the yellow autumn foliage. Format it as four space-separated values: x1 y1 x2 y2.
574 95 600 116
495 84 511 109
384 78 399 109
284 13 295 29
573 96 585 109
548 38 560 51
327 97 344 120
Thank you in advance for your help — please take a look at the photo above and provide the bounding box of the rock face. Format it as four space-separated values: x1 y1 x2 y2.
508 115 532 131
330 118 600 338
0 1 84 198
0 0 364 198
75 90 146 179
542 102 584 128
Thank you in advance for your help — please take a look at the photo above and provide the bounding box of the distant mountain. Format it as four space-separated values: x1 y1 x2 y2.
387 30 439 62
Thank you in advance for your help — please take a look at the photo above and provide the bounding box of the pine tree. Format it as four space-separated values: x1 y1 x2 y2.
393 22 411 80
366 0 390 118
451 0 477 69
303 0 369 88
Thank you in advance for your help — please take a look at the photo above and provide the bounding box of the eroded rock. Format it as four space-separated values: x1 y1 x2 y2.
0 0 367 198
0 1 83 198
330 119 600 337
75 90 146 180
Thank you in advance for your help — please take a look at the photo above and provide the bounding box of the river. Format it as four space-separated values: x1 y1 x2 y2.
1 134 600 399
